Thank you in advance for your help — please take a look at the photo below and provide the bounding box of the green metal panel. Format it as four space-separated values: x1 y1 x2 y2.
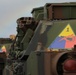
37 52 44 75
62 6 76 19
35 9 44 20
21 29 33 50
26 52 38 75
31 7 44 20
71 6 76 18
62 6 70 18
25 23 42 55
46 20 76 47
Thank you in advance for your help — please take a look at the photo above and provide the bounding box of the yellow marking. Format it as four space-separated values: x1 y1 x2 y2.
1 46 6 52
59 24 75 36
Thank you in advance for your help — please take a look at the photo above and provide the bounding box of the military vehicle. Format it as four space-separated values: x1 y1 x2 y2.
0 38 12 75
4 2 76 75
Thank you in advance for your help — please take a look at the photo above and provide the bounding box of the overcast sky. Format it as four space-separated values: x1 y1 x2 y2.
0 0 76 38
